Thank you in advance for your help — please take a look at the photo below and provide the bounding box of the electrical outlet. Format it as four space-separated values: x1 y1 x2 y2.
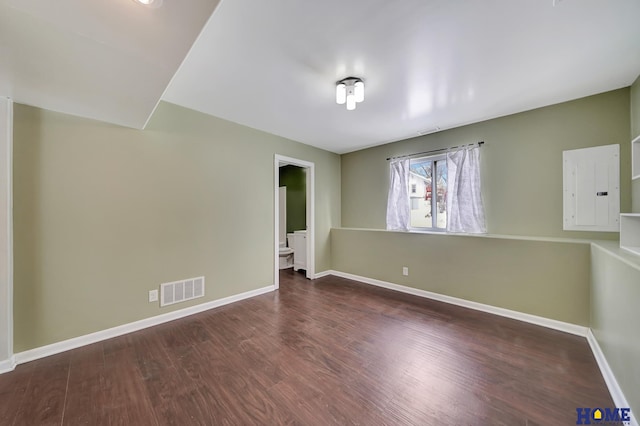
149 289 158 303
402 267 409 276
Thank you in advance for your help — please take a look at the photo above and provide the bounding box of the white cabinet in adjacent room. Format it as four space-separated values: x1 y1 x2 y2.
293 230 307 271
563 144 620 232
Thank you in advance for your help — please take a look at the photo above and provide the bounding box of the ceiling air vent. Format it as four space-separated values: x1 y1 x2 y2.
160 276 205 307
417 127 441 136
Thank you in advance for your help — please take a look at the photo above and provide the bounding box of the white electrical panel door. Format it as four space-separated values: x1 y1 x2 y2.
563 144 619 232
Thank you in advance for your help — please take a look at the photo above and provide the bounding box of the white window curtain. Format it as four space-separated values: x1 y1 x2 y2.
386 158 410 231
446 146 486 233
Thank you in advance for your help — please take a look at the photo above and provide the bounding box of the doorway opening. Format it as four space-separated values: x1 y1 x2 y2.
274 155 314 289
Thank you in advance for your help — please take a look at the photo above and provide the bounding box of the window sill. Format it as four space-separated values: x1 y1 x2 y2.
334 227 598 245
407 228 446 234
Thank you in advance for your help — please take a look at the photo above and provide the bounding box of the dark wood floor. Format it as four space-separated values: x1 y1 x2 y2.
0 270 613 425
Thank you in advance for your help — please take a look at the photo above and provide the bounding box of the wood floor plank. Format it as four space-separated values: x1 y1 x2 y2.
0 361 34 426
0 269 615 425
61 343 106 426
132 329 213 426
100 346 159 425
12 352 70 426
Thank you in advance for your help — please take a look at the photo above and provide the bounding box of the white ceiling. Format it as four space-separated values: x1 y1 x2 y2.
1 0 639 153
164 0 640 153
0 0 220 129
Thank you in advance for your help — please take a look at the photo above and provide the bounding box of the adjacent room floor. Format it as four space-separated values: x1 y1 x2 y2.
0 270 613 425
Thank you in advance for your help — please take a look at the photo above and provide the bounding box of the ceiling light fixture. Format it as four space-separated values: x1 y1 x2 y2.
336 77 364 111
132 0 163 8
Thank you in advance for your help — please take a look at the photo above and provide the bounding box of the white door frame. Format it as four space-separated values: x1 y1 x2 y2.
0 98 14 372
274 154 315 289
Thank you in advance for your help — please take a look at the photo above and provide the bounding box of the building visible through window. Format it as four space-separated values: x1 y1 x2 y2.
409 155 447 230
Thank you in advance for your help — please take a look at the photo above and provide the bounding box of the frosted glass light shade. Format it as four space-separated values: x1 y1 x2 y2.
346 94 356 110
336 83 346 104
336 77 364 110
354 81 364 103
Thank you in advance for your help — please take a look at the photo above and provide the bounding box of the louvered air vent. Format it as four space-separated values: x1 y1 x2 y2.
160 276 205 307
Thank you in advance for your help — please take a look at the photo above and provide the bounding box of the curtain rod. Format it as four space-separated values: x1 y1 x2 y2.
386 141 484 161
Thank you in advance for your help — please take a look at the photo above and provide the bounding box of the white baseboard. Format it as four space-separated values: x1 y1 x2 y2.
0 356 15 374
4 271 634 422
586 330 637 426
328 270 637 421
327 270 588 337
13 285 275 367
313 270 333 279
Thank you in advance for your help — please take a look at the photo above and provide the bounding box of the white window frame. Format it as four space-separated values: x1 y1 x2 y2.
408 154 447 232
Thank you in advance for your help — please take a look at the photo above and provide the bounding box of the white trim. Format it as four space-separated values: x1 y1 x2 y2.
12 285 274 367
335 227 594 245
326 270 588 336
632 133 640 180
0 357 15 374
0 98 13 367
6 99 12 364
587 330 638 426
305 164 316 279
274 154 315 289
313 270 333 279
592 241 640 273
325 270 638 417
274 157 279 288
5 269 635 422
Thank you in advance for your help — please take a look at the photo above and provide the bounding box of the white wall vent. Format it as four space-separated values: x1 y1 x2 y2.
160 276 205 307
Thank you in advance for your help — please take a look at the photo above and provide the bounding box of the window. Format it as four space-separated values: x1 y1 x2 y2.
386 145 484 233
409 155 447 230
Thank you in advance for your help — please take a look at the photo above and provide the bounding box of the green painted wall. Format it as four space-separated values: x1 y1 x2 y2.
631 75 640 213
584 75 640 414
590 243 640 416
13 102 341 351
331 228 591 325
279 165 306 233
342 89 631 240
